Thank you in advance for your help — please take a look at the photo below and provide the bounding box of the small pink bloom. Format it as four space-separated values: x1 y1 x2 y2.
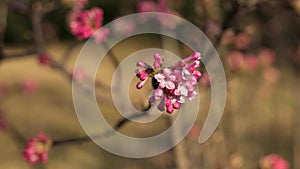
138 1 158 12
199 72 210 87
259 48 276 66
235 32 251 50
94 28 110 43
259 154 289 169
71 68 89 82
137 0 181 29
23 132 51 164
226 51 245 71
244 54 259 71
69 7 107 42
38 53 50 66
188 124 201 140
21 79 38 94
221 29 235 46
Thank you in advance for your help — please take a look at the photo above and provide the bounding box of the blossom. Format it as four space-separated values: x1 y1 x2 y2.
135 52 202 114
234 32 251 50
21 78 38 94
227 51 259 72
69 7 109 41
0 114 7 130
226 51 245 71
137 0 181 29
23 132 51 164
138 1 158 12
199 72 210 87
259 154 289 169
259 48 276 66
38 53 50 66
71 68 89 82
244 54 259 71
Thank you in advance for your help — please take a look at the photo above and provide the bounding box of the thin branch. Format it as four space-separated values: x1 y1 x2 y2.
52 104 151 146
2 50 36 60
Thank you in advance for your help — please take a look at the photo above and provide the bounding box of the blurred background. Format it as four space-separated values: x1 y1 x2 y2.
0 0 299 169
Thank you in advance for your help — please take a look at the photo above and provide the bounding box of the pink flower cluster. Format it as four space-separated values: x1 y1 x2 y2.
135 52 202 114
68 0 109 42
226 51 259 71
23 132 51 164
69 7 105 40
259 154 289 169
226 47 276 72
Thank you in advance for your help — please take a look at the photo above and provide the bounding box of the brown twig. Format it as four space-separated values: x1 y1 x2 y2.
52 104 151 146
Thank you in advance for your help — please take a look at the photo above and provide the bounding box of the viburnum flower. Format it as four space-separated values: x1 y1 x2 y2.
38 53 50 66
135 52 202 114
21 78 38 94
23 132 52 164
259 154 289 169
68 7 109 42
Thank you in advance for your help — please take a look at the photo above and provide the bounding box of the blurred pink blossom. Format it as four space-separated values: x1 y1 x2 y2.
138 1 158 12
112 19 136 35
263 67 280 84
23 132 51 164
71 68 89 82
38 53 50 66
136 52 202 114
188 124 201 140
199 72 211 87
226 51 245 71
137 0 181 29
259 154 289 169
205 21 222 40
235 32 251 50
94 28 110 43
259 48 276 66
69 7 109 41
244 54 259 71
221 29 236 46
21 79 38 94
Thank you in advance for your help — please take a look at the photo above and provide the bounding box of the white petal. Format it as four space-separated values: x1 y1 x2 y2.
166 81 175 89
154 73 165 82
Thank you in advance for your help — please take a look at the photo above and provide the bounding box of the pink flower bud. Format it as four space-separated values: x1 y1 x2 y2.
173 102 181 109
167 106 174 114
139 73 148 81
137 60 146 67
154 53 162 61
136 79 147 89
38 53 50 66
165 99 172 107
192 52 201 60
193 71 202 79
153 61 161 69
